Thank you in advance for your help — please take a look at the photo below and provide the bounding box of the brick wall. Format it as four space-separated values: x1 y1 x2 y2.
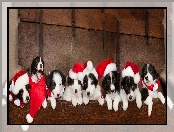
18 9 165 76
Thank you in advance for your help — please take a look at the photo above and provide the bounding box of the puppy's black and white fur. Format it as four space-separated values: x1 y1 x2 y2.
30 56 47 108
120 76 142 111
62 76 83 107
102 71 121 111
140 64 165 116
46 70 66 109
9 79 31 104
82 73 104 106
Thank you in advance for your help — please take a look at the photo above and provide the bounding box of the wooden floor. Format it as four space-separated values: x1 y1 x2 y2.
9 99 166 125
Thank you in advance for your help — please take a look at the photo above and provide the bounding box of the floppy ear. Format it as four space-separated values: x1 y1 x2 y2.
67 76 73 86
59 71 66 85
46 73 52 88
102 76 107 90
31 58 36 75
26 84 31 90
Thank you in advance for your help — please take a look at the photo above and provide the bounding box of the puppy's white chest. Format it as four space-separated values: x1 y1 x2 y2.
108 93 117 100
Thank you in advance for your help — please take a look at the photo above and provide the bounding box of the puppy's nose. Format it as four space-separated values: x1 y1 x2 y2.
129 96 132 100
75 89 78 93
87 92 90 96
26 96 30 101
145 76 148 80
57 94 60 97
111 90 114 93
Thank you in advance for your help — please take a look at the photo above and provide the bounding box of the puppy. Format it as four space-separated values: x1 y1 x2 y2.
120 76 142 111
46 70 66 109
8 70 31 107
30 56 47 108
62 76 83 107
102 71 121 111
120 61 142 111
82 73 104 105
140 64 165 116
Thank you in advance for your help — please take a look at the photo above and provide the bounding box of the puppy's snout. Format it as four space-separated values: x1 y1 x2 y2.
129 95 132 100
26 96 30 101
75 89 78 93
111 90 114 93
57 94 60 97
87 92 90 96
145 76 148 80
40 64 42 68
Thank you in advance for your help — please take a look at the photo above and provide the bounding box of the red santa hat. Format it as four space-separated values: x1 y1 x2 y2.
11 70 29 95
122 61 140 84
69 62 83 81
96 58 117 79
83 60 98 79
26 76 47 123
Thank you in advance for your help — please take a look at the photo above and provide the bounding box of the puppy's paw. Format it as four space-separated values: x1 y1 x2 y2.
9 94 13 101
72 99 77 107
161 97 165 104
78 97 83 105
123 103 128 111
51 101 56 109
113 103 118 112
42 100 47 109
148 109 152 116
107 102 112 110
83 97 89 105
98 97 104 106
136 101 142 109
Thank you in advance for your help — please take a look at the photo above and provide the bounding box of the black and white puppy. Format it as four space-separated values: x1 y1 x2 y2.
62 76 83 107
30 56 47 108
120 62 142 111
102 71 121 111
8 69 31 107
82 73 104 105
46 70 66 109
140 64 165 116
31 56 44 82
120 76 142 111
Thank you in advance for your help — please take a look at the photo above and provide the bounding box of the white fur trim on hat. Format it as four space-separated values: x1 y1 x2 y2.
103 63 117 77
69 69 78 80
78 72 84 82
122 66 140 84
26 114 33 123
134 72 140 84
12 73 29 95
83 68 98 79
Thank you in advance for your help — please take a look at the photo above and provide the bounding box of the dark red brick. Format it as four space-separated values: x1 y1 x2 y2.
75 9 104 31
119 34 147 72
42 9 72 26
42 25 73 75
18 22 40 70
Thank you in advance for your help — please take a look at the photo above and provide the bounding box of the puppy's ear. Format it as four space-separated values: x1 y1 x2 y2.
117 72 120 82
102 76 107 90
26 84 31 90
67 76 73 86
59 71 66 85
46 73 52 88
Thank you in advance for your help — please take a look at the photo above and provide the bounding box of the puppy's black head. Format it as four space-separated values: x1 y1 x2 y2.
102 71 120 95
121 76 137 101
121 76 137 95
31 56 44 75
82 73 98 97
83 73 98 90
14 84 31 103
141 64 159 85
46 70 66 98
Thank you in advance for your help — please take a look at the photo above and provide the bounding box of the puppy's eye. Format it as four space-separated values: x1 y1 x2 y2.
60 84 62 86
91 81 94 85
